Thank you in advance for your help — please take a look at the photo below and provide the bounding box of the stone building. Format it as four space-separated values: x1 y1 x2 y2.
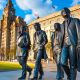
0 0 80 61
0 0 27 60
28 5 80 60
0 21 1 47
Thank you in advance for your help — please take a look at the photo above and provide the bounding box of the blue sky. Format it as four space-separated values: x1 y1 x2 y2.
0 0 80 24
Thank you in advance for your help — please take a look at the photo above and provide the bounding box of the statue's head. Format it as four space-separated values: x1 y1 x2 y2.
54 23 61 32
61 7 70 19
21 21 28 32
22 26 27 32
34 22 41 31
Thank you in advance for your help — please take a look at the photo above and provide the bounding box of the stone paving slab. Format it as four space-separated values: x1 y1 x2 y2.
0 70 61 80
0 61 80 80
0 70 80 80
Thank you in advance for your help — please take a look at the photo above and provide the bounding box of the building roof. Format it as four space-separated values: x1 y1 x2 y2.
28 5 80 26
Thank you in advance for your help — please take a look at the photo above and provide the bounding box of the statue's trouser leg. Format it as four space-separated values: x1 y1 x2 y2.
56 54 64 80
61 46 77 80
61 46 70 79
69 45 77 80
34 50 42 78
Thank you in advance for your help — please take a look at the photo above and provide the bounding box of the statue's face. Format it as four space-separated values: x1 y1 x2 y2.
54 24 60 31
34 25 38 31
61 10 70 19
34 25 40 31
22 21 26 26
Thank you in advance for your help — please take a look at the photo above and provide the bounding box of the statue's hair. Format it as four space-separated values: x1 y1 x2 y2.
61 7 70 15
34 22 41 27
34 22 41 30
54 23 61 31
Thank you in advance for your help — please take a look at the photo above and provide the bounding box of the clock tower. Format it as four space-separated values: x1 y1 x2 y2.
1 0 15 60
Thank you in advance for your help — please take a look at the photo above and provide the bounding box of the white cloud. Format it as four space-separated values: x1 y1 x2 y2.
46 0 52 5
16 0 43 10
71 0 80 6
0 0 7 10
0 4 4 10
16 0 58 23
24 14 36 23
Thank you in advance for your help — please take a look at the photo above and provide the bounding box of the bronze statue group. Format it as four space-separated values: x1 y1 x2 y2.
16 8 80 80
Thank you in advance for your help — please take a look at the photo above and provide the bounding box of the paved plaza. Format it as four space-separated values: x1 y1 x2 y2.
0 61 80 80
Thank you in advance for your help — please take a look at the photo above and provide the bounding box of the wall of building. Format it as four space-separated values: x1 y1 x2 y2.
0 2 80 61
0 21 1 47
0 0 27 61
28 5 80 60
